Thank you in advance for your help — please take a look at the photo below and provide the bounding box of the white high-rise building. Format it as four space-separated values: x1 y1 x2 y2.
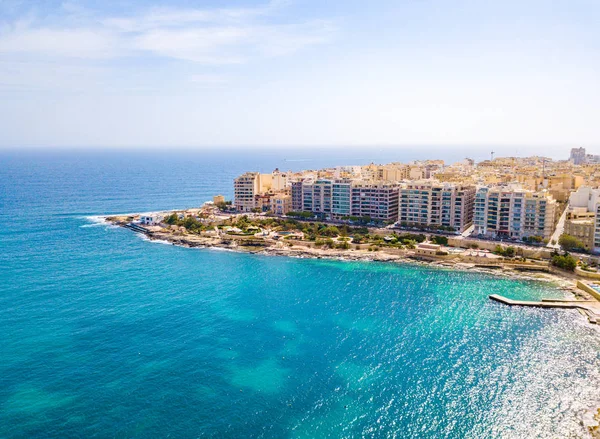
569 186 600 253
233 172 261 212
474 186 557 240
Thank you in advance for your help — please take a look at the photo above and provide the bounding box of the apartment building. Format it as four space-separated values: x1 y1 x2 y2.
398 182 476 232
293 179 333 216
570 147 587 165
568 186 600 253
313 180 333 214
300 180 314 212
271 169 289 191
332 180 352 217
350 182 399 222
290 179 399 222
594 204 600 253
233 172 261 212
360 163 410 182
473 186 557 240
233 170 288 212
291 180 304 211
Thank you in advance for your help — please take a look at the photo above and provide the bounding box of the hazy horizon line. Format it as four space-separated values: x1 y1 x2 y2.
1 143 591 162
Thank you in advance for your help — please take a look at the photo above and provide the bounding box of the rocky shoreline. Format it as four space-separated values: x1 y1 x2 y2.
106 215 584 292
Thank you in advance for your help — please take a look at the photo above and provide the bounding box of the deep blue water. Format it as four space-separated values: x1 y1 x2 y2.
1 148 600 438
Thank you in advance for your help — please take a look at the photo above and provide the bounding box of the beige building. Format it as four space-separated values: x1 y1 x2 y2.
382 164 410 182
271 193 292 215
359 163 410 182
213 195 225 205
254 193 272 212
415 243 442 258
233 171 289 212
409 167 426 180
234 172 262 212
271 169 289 191
399 181 476 232
564 212 595 250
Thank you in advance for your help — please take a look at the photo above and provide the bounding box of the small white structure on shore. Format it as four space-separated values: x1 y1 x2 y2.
139 214 163 226
415 243 441 257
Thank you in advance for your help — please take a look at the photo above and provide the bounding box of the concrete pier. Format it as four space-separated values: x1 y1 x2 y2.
489 294 599 324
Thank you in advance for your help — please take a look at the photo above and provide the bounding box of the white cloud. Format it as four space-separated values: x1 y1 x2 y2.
130 27 251 63
102 0 290 32
0 26 121 58
0 1 335 64
189 74 229 84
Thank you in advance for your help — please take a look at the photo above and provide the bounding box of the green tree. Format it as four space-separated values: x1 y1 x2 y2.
494 245 515 257
558 234 586 251
165 213 179 225
336 241 350 250
552 254 577 271
431 235 448 245
404 240 416 249
322 226 340 237
215 201 231 210
398 233 426 244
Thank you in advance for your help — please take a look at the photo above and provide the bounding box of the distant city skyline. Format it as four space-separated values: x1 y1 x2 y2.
1 0 599 149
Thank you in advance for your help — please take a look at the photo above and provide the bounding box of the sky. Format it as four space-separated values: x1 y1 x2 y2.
0 0 599 152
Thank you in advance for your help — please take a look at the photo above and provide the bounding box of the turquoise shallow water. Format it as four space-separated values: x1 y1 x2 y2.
1 149 600 438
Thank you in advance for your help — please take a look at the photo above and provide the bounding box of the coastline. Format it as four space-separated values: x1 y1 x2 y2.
97 213 600 437
100 214 586 293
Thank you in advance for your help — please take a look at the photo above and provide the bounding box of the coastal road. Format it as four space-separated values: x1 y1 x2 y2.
548 206 568 249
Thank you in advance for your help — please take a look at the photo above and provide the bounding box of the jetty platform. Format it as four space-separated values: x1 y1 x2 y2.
489 294 600 324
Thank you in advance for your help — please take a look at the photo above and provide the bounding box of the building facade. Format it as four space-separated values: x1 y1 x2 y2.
570 147 587 165
350 182 399 222
233 172 261 212
594 204 600 253
565 214 595 251
398 182 476 232
234 170 290 212
332 180 352 217
271 193 292 216
289 179 399 222
291 180 304 212
473 186 557 240
312 180 333 214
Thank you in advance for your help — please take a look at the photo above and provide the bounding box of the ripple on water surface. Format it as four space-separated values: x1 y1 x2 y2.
1 151 600 438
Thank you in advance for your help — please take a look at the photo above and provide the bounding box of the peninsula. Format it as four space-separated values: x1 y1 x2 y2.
103 149 600 335
101 149 600 436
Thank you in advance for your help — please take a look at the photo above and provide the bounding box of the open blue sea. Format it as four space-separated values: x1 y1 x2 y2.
1 148 600 438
